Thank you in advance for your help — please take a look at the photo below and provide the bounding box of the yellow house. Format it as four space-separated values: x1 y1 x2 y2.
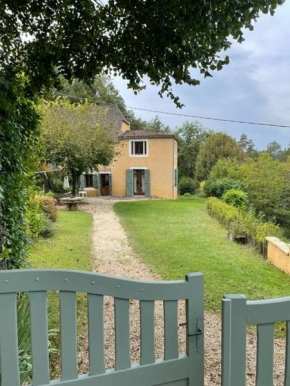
80 107 178 199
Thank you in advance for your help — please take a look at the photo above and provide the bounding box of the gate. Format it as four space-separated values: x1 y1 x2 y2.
0 269 204 386
222 294 290 386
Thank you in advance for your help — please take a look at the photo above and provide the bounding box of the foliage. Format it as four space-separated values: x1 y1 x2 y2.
255 222 284 243
265 141 290 162
222 189 249 210
145 116 171 133
204 178 247 199
266 140 283 160
195 133 244 181
237 134 258 158
1 1 282 106
36 195 58 222
0 74 40 268
115 197 290 313
37 170 67 195
175 121 212 178
49 75 128 115
227 153 290 222
25 196 45 238
209 158 241 180
39 99 116 196
207 197 284 246
178 176 197 195
39 216 55 238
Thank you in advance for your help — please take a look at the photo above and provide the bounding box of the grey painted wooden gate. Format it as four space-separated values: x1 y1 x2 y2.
0 269 204 386
222 294 290 386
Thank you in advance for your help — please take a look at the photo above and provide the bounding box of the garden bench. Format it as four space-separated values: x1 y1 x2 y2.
0 269 204 386
60 197 84 210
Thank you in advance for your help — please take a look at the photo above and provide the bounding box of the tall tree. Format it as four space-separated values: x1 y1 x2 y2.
145 116 171 133
195 132 244 181
238 134 258 158
49 76 128 115
266 140 283 160
40 99 116 196
175 121 212 179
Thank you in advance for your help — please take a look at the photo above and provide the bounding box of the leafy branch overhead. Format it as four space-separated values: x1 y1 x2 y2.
0 0 283 106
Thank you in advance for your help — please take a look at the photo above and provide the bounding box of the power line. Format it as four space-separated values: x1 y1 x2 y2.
54 92 290 129
127 106 290 129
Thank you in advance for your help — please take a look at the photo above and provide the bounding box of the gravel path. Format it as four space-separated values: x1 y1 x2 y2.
78 197 286 385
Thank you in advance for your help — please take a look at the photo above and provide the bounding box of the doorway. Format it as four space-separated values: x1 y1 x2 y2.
100 174 110 196
133 170 145 195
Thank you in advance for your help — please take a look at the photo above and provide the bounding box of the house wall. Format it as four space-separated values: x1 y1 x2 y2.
121 121 130 133
108 137 177 199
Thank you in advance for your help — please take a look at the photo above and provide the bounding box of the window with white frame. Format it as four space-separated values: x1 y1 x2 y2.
130 140 148 156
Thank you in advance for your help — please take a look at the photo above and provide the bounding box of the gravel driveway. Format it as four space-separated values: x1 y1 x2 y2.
79 197 286 385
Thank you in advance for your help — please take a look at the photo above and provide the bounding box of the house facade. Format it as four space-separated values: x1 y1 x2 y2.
80 108 178 199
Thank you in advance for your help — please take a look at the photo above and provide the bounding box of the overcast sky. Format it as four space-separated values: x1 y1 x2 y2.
113 1 290 150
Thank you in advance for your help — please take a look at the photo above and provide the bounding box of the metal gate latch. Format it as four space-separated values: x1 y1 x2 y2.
188 328 203 337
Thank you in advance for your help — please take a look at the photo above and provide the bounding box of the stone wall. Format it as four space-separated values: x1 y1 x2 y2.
266 237 290 274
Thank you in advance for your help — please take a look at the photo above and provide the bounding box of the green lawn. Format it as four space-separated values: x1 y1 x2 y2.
28 209 93 374
29 210 93 271
114 196 290 312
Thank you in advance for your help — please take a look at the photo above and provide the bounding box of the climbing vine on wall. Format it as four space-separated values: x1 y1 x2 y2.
0 73 40 268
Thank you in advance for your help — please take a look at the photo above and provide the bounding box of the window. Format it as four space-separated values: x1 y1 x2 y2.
85 174 93 187
130 140 148 156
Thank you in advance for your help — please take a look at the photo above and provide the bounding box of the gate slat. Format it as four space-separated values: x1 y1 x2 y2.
60 291 78 380
285 321 290 386
164 300 178 360
0 293 20 386
222 295 247 386
140 300 155 365
29 291 50 385
256 323 275 386
88 294 105 375
115 298 131 370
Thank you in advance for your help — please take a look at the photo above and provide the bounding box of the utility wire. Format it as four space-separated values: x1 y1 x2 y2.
54 92 290 129
127 106 290 129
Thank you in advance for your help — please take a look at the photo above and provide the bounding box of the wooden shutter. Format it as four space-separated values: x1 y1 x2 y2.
174 169 178 187
145 170 150 197
126 170 133 197
92 174 98 188
79 174 85 189
109 174 112 196
98 174 101 196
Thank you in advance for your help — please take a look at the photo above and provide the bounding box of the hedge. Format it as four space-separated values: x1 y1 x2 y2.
204 178 247 198
207 197 284 252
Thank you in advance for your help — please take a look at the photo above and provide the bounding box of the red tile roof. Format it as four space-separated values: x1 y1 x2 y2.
119 130 177 140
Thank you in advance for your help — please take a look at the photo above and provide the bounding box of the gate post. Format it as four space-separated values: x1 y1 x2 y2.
186 273 204 386
222 295 247 386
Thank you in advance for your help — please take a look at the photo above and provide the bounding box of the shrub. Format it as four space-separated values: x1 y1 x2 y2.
207 197 284 251
178 177 197 195
36 195 58 222
255 222 284 244
204 178 246 198
25 197 45 238
39 216 55 238
222 189 249 210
